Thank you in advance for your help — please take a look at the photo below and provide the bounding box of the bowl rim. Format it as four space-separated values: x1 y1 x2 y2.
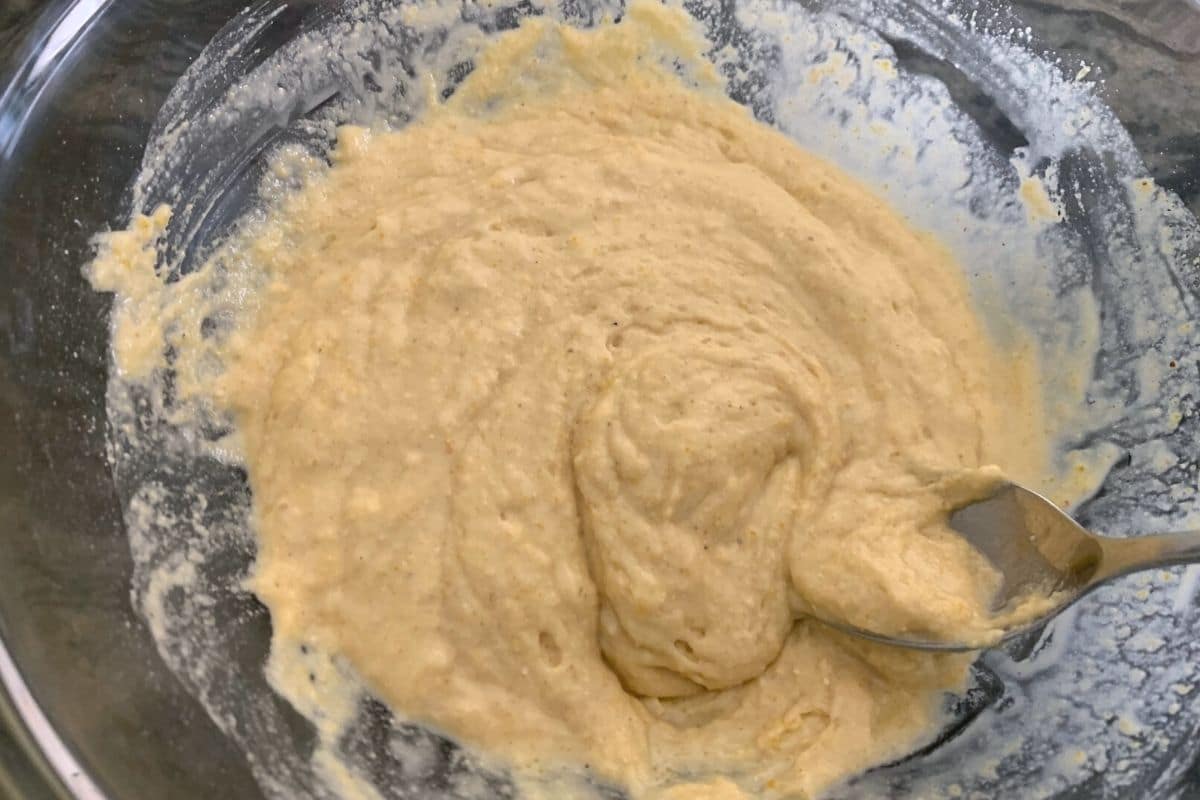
0 0 112 159
0 0 121 796
0 639 102 800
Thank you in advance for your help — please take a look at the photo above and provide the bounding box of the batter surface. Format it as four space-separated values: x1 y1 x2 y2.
93 5 1049 798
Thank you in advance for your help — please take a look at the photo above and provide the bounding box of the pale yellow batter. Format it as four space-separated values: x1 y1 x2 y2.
92 5 1052 798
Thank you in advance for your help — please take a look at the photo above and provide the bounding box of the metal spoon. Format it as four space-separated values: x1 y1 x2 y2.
823 482 1200 652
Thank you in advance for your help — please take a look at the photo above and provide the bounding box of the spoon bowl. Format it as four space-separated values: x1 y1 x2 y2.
820 482 1200 652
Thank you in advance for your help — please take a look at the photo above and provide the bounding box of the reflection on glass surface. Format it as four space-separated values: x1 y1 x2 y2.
0 0 112 157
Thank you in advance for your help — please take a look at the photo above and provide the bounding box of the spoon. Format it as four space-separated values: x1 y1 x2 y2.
824 482 1200 652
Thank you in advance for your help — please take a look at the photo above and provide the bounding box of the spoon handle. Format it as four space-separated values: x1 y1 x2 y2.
1095 530 1200 582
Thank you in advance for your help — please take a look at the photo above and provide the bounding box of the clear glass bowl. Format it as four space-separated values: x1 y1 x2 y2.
2 1 1200 799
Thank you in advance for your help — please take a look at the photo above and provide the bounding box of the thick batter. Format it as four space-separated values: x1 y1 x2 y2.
92 4 1050 798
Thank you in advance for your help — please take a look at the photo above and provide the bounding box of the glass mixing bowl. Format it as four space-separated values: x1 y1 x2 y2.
2 1 1200 799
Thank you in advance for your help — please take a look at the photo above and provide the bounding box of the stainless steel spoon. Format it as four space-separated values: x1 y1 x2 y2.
822 482 1200 652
